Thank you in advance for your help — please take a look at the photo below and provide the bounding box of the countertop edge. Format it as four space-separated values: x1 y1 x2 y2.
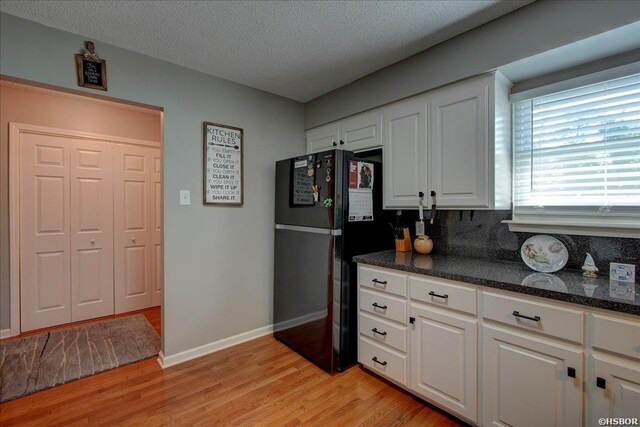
354 258 640 316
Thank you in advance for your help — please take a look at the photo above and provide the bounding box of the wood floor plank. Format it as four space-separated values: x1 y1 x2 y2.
1 329 464 426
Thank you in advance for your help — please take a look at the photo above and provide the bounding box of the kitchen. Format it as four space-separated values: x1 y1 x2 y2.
1 2 638 424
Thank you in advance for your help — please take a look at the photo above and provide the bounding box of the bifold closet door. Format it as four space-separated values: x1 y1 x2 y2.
150 150 163 307
20 133 72 331
70 140 114 321
114 144 158 313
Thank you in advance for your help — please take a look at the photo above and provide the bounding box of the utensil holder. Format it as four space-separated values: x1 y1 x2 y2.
395 227 412 252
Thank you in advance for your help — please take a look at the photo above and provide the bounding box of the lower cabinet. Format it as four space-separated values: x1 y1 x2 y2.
482 325 583 427
410 303 478 423
587 354 640 426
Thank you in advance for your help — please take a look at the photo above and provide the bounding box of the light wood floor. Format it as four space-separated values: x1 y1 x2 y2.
1 320 463 426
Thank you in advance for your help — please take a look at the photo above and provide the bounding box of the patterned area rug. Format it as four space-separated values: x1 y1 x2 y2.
0 314 160 403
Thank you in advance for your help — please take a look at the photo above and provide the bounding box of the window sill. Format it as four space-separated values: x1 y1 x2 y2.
502 219 640 239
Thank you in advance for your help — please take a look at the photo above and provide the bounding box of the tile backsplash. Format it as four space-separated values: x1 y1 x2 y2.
402 209 639 274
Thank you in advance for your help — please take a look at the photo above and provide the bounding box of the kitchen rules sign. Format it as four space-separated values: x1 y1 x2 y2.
203 122 244 205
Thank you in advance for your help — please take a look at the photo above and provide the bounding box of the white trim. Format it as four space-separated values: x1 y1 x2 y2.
0 329 13 339
509 61 640 101
503 220 640 238
8 122 162 337
157 324 274 369
157 310 329 369
273 310 327 332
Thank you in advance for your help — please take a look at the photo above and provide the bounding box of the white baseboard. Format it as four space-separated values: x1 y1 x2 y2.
0 329 12 339
273 310 327 332
157 324 274 369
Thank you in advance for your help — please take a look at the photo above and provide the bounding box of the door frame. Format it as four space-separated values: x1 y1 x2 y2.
8 122 161 336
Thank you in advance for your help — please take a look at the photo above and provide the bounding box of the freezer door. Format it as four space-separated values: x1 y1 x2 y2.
275 151 343 229
273 225 342 372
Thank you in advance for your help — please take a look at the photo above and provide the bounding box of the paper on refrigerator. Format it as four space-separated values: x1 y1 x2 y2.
348 160 374 222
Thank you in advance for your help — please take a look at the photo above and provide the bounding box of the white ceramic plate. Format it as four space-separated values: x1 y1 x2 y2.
520 235 568 273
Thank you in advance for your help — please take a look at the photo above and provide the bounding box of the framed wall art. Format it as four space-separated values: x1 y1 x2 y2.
203 122 244 206
75 41 107 91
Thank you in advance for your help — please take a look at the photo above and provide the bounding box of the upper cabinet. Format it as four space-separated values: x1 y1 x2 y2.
306 72 512 210
306 109 383 153
382 97 426 208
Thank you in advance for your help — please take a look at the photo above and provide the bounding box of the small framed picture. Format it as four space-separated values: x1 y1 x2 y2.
75 41 107 91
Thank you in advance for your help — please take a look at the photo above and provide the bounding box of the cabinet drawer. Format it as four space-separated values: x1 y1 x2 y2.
410 276 477 315
360 288 407 325
359 336 407 385
359 312 407 352
591 314 640 360
482 292 584 344
359 266 407 297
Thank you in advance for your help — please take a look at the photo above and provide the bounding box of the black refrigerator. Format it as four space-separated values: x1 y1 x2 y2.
273 149 391 372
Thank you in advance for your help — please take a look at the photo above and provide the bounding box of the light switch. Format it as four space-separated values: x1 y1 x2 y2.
179 190 191 205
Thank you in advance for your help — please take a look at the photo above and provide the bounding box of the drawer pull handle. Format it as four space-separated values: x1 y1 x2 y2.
372 279 387 285
372 303 388 310
371 328 387 336
597 377 606 389
428 291 449 299
512 311 541 322
372 357 387 366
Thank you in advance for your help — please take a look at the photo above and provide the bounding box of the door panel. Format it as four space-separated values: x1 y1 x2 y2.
20 133 71 331
410 303 477 422
114 144 153 313
483 325 583 427
150 149 162 306
588 354 640 426
70 140 114 321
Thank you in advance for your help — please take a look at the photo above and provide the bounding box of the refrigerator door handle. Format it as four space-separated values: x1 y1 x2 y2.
275 224 342 236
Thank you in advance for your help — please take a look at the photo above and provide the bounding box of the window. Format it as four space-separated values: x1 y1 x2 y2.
510 71 640 235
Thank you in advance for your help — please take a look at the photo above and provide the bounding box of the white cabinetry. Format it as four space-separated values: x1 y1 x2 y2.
357 263 640 427
410 302 478 423
306 110 382 153
382 97 426 208
482 324 583 427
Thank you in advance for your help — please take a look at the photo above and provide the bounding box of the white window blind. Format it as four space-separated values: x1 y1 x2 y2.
513 73 640 218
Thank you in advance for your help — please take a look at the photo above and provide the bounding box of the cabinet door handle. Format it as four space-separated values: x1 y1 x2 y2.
332 141 337 147
597 377 606 389
428 291 449 299
567 367 576 378
371 328 387 336
372 357 387 366
339 140 344 145
512 310 540 322
372 303 388 310
372 279 387 285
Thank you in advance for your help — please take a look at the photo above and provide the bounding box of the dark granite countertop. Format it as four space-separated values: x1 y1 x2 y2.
354 250 640 316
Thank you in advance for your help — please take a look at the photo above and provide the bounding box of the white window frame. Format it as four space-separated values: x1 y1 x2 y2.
503 62 640 239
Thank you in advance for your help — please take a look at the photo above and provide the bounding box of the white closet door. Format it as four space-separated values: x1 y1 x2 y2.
70 140 115 321
150 149 163 307
20 133 72 331
114 144 153 313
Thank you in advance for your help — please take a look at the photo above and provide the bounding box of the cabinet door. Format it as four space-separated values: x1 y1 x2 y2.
430 77 489 208
483 325 583 427
410 303 477 423
383 98 426 208
307 123 340 153
341 110 383 152
588 354 640 426
70 140 115 321
114 144 153 313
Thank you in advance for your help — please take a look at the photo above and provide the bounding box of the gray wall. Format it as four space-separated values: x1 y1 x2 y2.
0 13 305 356
304 0 640 129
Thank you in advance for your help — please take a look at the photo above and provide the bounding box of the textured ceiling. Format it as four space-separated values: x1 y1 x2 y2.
0 0 533 102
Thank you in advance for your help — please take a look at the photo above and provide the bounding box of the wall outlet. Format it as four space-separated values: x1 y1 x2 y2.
610 263 635 284
179 190 191 206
